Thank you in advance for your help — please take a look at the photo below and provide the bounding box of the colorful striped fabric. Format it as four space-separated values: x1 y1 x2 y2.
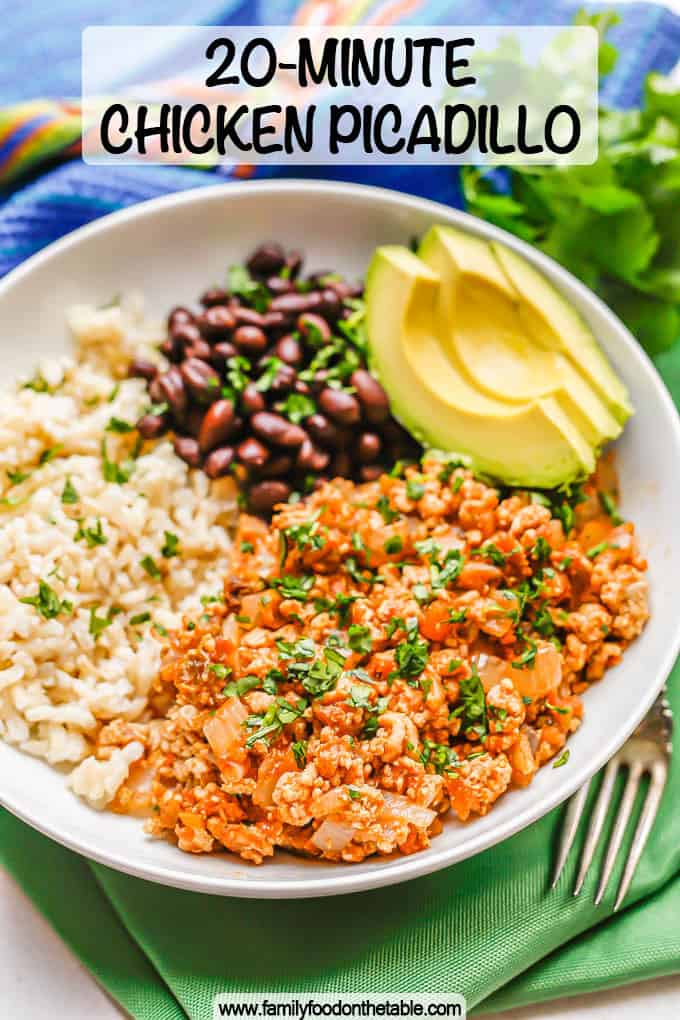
1 0 680 190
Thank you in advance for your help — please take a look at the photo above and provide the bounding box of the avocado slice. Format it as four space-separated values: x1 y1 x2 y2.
417 225 622 448
490 241 632 425
366 246 595 487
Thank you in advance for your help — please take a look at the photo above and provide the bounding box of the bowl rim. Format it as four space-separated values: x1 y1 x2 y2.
1 177 679 898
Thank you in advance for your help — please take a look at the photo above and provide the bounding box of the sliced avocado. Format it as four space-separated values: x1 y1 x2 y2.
490 241 633 425
365 246 595 487
417 225 622 447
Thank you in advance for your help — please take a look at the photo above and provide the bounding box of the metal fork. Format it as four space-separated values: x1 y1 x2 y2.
552 689 673 911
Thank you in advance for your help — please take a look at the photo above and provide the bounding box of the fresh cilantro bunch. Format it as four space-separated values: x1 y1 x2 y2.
462 10 680 355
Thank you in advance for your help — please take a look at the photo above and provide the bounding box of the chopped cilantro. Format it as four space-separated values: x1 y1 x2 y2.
39 444 64 466
406 477 425 501
394 619 429 681
89 605 121 639
223 674 262 698
376 495 399 524
587 541 611 559
7 468 31 486
106 417 134 434
278 392 316 425
74 518 107 548
420 739 460 774
245 696 307 747
348 624 373 655
140 555 161 580
240 541 254 553
61 477 79 504
599 490 623 525
532 536 552 561
130 611 151 626
450 664 487 738
512 638 538 669
291 740 307 768
383 535 403 555
20 580 73 619
270 573 315 601
227 264 270 312
161 531 180 558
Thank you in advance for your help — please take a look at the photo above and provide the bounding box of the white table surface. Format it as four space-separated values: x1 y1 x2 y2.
4 3 680 1017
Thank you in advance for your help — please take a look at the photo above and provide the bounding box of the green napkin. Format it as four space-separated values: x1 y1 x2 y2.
2 662 679 1017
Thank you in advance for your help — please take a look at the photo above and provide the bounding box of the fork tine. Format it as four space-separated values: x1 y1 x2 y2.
613 761 667 912
594 762 643 905
551 780 591 888
573 758 619 896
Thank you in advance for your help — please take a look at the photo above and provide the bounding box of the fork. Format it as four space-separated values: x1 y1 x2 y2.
552 688 673 911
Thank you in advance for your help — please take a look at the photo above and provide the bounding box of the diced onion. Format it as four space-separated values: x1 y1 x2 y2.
311 819 356 852
203 699 248 757
476 645 562 699
381 792 437 829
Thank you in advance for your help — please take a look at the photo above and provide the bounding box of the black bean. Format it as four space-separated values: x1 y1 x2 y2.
255 453 294 479
197 306 236 341
184 338 213 362
319 387 361 426
269 291 323 316
306 413 343 450
184 406 205 438
330 450 352 477
236 437 270 468
180 358 221 404
309 369 330 395
247 243 285 277
210 341 238 370
158 367 188 419
137 413 168 439
148 377 164 404
204 446 235 478
318 288 342 319
200 287 229 307
296 438 330 473
167 307 194 332
356 432 382 463
262 311 287 332
251 411 306 448
173 436 202 468
268 364 297 395
297 312 331 343
275 334 303 365
379 419 411 444
266 275 294 296
360 464 384 482
171 322 202 346
350 370 390 424
128 357 157 381
233 306 268 329
233 325 268 355
241 383 266 416
160 337 183 363
285 251 303 279
248 480 291 514
198 398 237 453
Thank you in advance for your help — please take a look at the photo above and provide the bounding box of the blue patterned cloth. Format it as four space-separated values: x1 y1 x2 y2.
1 1 679 278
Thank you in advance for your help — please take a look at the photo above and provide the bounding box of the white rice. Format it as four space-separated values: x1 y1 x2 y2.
0 296 238 802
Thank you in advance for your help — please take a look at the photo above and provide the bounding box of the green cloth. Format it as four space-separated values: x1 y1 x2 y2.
2 664 679 1017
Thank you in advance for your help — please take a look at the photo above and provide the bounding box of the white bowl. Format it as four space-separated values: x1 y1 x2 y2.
1 180 679 898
